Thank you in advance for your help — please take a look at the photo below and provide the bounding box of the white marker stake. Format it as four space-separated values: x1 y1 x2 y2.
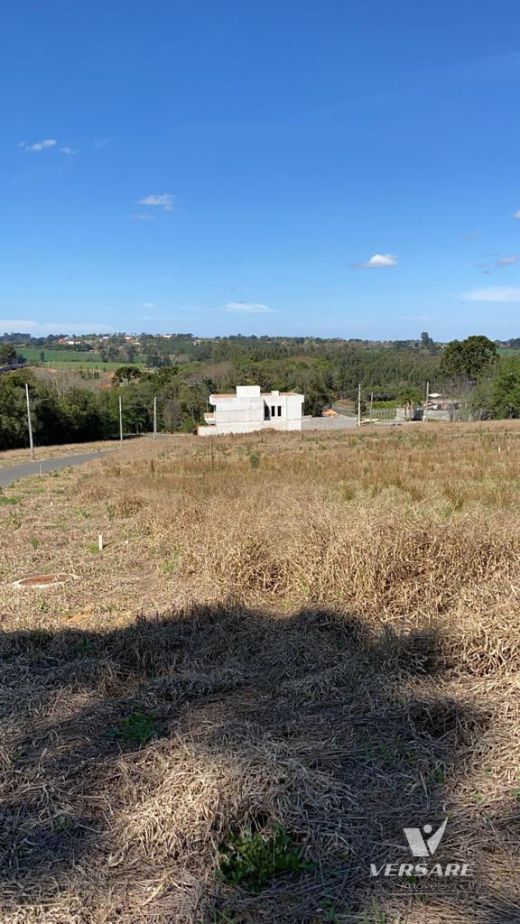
98 534 104 552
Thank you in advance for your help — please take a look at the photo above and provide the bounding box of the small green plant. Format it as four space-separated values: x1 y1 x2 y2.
211 912 241 924
75 638 93 656
161 557 178 576
217 822 311 892
248 451 261 470
0 494 20 506
321 899 340 922
361 900 388 923
114 709 161 746
29 537 39 549
53 814 72 832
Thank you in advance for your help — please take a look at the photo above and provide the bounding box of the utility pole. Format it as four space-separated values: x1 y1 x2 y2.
424 380 430 423
369 391 374 424
25 383 35 460
153 395 157 440
119 395 123 442
357 383 362 428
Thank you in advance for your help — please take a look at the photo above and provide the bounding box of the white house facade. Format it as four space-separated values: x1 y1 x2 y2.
197 385 304 436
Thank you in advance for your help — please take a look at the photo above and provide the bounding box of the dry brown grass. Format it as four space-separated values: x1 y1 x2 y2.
1 423 520 922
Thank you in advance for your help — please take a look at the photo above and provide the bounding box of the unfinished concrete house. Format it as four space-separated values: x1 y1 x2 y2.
197 385 304 436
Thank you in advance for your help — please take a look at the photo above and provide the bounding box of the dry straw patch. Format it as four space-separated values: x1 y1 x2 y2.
1 424 520 922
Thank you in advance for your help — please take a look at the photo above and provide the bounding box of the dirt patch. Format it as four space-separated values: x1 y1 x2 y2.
12 572 72 588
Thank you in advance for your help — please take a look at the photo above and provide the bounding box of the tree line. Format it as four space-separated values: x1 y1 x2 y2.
2 334 520 450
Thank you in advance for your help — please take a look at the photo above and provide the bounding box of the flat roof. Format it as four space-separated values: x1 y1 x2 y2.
211 391 302 398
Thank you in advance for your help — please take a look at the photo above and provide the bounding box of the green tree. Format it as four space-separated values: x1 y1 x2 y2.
0 371 33 448
397 386 423 406
489 357 520 418
420 331 435 352
56 389 110 441
0 344 21 366
440 335 497 379
112 366 143 385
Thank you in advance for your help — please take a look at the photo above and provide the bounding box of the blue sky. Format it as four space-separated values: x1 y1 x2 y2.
3 0 520 340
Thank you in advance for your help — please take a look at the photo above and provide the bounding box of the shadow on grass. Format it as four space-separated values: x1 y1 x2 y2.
0 604 517 922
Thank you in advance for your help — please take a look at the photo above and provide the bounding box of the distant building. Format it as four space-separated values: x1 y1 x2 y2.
197 385 304 436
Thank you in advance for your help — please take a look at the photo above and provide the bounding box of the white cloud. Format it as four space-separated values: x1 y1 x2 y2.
0 319 39 332
0 319 113 334
479 254 519 274
131 213 156 222
142 302 157 310
18 139 78 155
19 138 57 152
225 301 274 314
514 210 520 218
461 286 520 303
496 255 519 266
138 193 174 211
353 253 398 269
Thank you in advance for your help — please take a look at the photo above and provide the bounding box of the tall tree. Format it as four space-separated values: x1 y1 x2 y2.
0 344 22 366
440 335 497 379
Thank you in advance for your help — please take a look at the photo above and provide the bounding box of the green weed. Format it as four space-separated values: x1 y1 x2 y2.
0 494 20 506
217 823 311 892
113 709 161 746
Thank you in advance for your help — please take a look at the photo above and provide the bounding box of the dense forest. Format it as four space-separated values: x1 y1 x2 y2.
1 332 520 450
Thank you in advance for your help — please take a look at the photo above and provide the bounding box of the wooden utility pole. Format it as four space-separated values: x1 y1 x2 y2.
153 395 157 440
119 395 124 442
424 380 430 423
369 391 374 423
357 383 362 428
25 383 35 460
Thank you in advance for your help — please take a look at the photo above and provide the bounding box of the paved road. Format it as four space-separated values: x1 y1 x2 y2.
0 450 112 489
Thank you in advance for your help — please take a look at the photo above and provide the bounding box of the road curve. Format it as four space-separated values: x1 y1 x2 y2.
0 450 112 489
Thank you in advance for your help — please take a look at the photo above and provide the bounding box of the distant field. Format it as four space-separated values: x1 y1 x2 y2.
22 348 103 362
1 423 520 922
36 360 145 371
21 348 147 367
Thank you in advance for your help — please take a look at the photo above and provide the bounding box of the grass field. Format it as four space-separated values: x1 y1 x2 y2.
21 348 147 370
21 348 105 362
1 424 520 922
37 360 145 371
